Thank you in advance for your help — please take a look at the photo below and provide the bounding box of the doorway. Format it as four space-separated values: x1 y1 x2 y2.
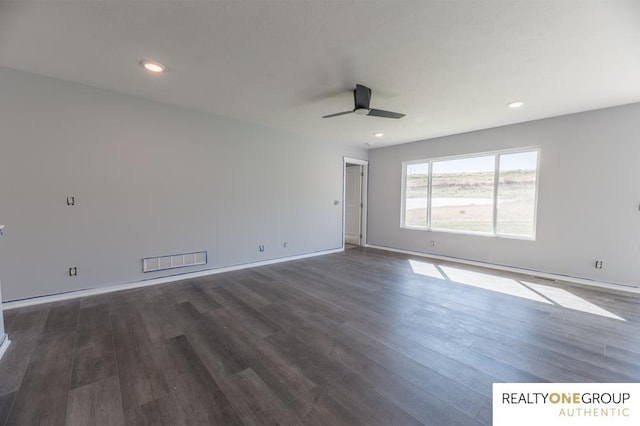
343 157 368 248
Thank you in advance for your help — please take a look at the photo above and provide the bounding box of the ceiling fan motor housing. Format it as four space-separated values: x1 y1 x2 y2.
354 84 372 110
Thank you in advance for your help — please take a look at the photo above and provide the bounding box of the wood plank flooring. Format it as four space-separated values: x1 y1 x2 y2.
1 247 639 425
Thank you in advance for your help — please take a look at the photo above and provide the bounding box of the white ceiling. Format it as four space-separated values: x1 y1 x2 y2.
1 1 639 149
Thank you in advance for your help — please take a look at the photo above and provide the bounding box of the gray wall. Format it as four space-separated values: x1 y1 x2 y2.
368 103 640 287
0 280 4 343
0 67 366 301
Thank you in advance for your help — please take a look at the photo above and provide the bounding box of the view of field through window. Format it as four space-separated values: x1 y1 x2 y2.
497 151 538 236
403 150 538 237
432 155 495 233
404 163 429 228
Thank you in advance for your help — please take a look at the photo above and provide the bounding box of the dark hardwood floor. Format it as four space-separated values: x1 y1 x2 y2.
1 247 639 425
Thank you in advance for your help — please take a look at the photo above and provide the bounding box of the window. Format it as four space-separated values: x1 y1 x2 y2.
402 149 538 239
431 155 495 233
496 151 538 237
404 163 429 228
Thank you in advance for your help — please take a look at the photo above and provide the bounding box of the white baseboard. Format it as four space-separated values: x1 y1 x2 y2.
3 247 344 310
0 334 10 361
366 244 640 295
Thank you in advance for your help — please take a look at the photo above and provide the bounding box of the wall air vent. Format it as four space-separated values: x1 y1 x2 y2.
143 251 207 273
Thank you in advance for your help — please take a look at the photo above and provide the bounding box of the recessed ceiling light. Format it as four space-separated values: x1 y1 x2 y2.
141 60 165 73
507 100 524 109
373 132 384 138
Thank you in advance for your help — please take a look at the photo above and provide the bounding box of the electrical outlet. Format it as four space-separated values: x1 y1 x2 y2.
429 240 435 246
259 245 265 252
283 242 288 248
69 267 77 276
66 196 75 206
595 260 603 269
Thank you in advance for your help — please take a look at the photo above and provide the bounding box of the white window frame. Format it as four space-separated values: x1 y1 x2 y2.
401 147 540 240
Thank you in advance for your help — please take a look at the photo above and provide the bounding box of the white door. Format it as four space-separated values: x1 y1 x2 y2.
345 165 363 245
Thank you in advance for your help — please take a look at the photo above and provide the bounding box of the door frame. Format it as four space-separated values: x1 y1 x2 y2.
343 157 368 248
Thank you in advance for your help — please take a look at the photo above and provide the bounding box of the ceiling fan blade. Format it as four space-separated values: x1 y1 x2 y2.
322 110 355 119
354 84 372 109
367 109 406 119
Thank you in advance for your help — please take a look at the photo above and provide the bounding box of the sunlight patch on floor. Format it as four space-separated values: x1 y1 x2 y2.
408 259 625 321
523 281 625 321
408 259 446 280
439 265 552 305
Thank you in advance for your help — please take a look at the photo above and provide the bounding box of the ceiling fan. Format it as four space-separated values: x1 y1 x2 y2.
322 84 405 119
